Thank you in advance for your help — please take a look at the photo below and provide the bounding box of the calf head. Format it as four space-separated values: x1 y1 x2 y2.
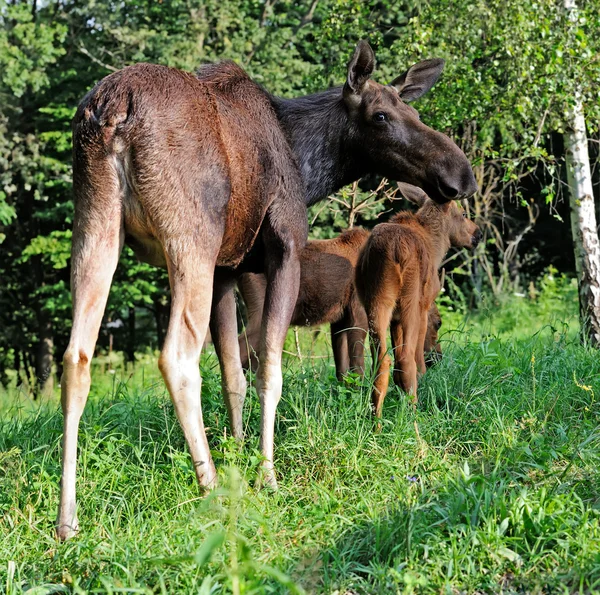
399 183 481 250
445 201 481 250
344 41 478 203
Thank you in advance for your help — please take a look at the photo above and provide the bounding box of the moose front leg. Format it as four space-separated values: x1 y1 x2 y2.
256 204 306 489
210 272 247 440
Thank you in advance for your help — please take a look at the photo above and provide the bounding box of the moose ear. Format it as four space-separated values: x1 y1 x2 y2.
398 182 428 207
390 58 445 102
343 40 376 108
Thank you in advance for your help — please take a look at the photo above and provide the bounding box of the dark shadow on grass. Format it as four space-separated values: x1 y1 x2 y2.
316 468 600 594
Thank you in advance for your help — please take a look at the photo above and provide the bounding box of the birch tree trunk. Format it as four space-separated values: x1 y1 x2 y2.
564 103 600 346
563 0 600 347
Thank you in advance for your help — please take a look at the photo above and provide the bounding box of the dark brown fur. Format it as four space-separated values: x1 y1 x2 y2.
356 186 481 417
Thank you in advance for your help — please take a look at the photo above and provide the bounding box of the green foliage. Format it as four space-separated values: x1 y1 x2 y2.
21 230 71 269
378 0 600 149
438 266 580 340
0 2 66 97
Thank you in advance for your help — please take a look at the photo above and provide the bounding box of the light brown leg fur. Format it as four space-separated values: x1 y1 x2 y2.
368 305 394 418
158 242 219 489
57 167 123 541
255 203 306 489
415 308 429 377
396 299 421 403
391 320 404 388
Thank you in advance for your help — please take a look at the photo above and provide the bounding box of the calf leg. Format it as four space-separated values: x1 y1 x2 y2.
391 320 405 388
396 306 421 403
237 273 267 372
330 321 350 381
415 308 429 377
211 272 247 440
57 180 123 541
348 304 368 377
159 243 219 488
368 305 394 418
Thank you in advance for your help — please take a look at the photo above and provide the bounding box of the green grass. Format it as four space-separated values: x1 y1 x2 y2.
2 280 600 593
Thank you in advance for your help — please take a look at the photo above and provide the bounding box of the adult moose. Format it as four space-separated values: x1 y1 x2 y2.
57 40 477 539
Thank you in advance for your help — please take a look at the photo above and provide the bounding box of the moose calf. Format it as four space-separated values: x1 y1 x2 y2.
238 227 443 380
356 184 481 417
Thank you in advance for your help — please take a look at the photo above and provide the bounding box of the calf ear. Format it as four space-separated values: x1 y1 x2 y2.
390 59 445 102
398 182 428 207
343 40 376 108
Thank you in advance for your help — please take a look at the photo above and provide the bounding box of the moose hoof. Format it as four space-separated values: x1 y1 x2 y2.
56 518 79 541
194 459 218 491
257 464 278 491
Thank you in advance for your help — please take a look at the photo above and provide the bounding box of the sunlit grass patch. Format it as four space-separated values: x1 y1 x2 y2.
2 288 600 593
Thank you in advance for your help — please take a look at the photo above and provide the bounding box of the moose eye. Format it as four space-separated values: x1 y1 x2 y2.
462 212 468 218
373 112 388 123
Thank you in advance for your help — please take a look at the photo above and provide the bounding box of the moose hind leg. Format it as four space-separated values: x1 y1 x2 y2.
397 304 421 403
57 183 123 540
390 320 405 388
368 305 394 418
237 273 267 373
415 308 429 377
348 303 368 377
256 202 306 489
210 272 247 440
159 243 219 488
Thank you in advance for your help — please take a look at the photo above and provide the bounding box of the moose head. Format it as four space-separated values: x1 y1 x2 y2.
343 41 478 203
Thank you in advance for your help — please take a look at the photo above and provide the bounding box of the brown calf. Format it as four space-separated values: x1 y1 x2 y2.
356 184 481 417
237 228 444 380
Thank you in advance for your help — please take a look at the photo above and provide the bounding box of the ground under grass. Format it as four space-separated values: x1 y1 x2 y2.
2 285 600 593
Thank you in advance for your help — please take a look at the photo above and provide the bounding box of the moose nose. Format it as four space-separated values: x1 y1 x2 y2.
472 229 483 247
438 179 460 200
435 163 478 202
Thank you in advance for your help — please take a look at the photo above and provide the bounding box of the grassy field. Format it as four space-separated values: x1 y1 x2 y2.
2 274 600 594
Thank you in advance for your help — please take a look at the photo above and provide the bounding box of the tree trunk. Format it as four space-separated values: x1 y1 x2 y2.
563 0 600 347
565 104 600 346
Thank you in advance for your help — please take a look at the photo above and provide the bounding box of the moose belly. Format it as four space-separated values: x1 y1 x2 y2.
125 232 167 268
124 205 267 271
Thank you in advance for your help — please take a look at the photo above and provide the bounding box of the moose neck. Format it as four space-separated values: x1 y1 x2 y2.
416 205 452 269
271 88 365 205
